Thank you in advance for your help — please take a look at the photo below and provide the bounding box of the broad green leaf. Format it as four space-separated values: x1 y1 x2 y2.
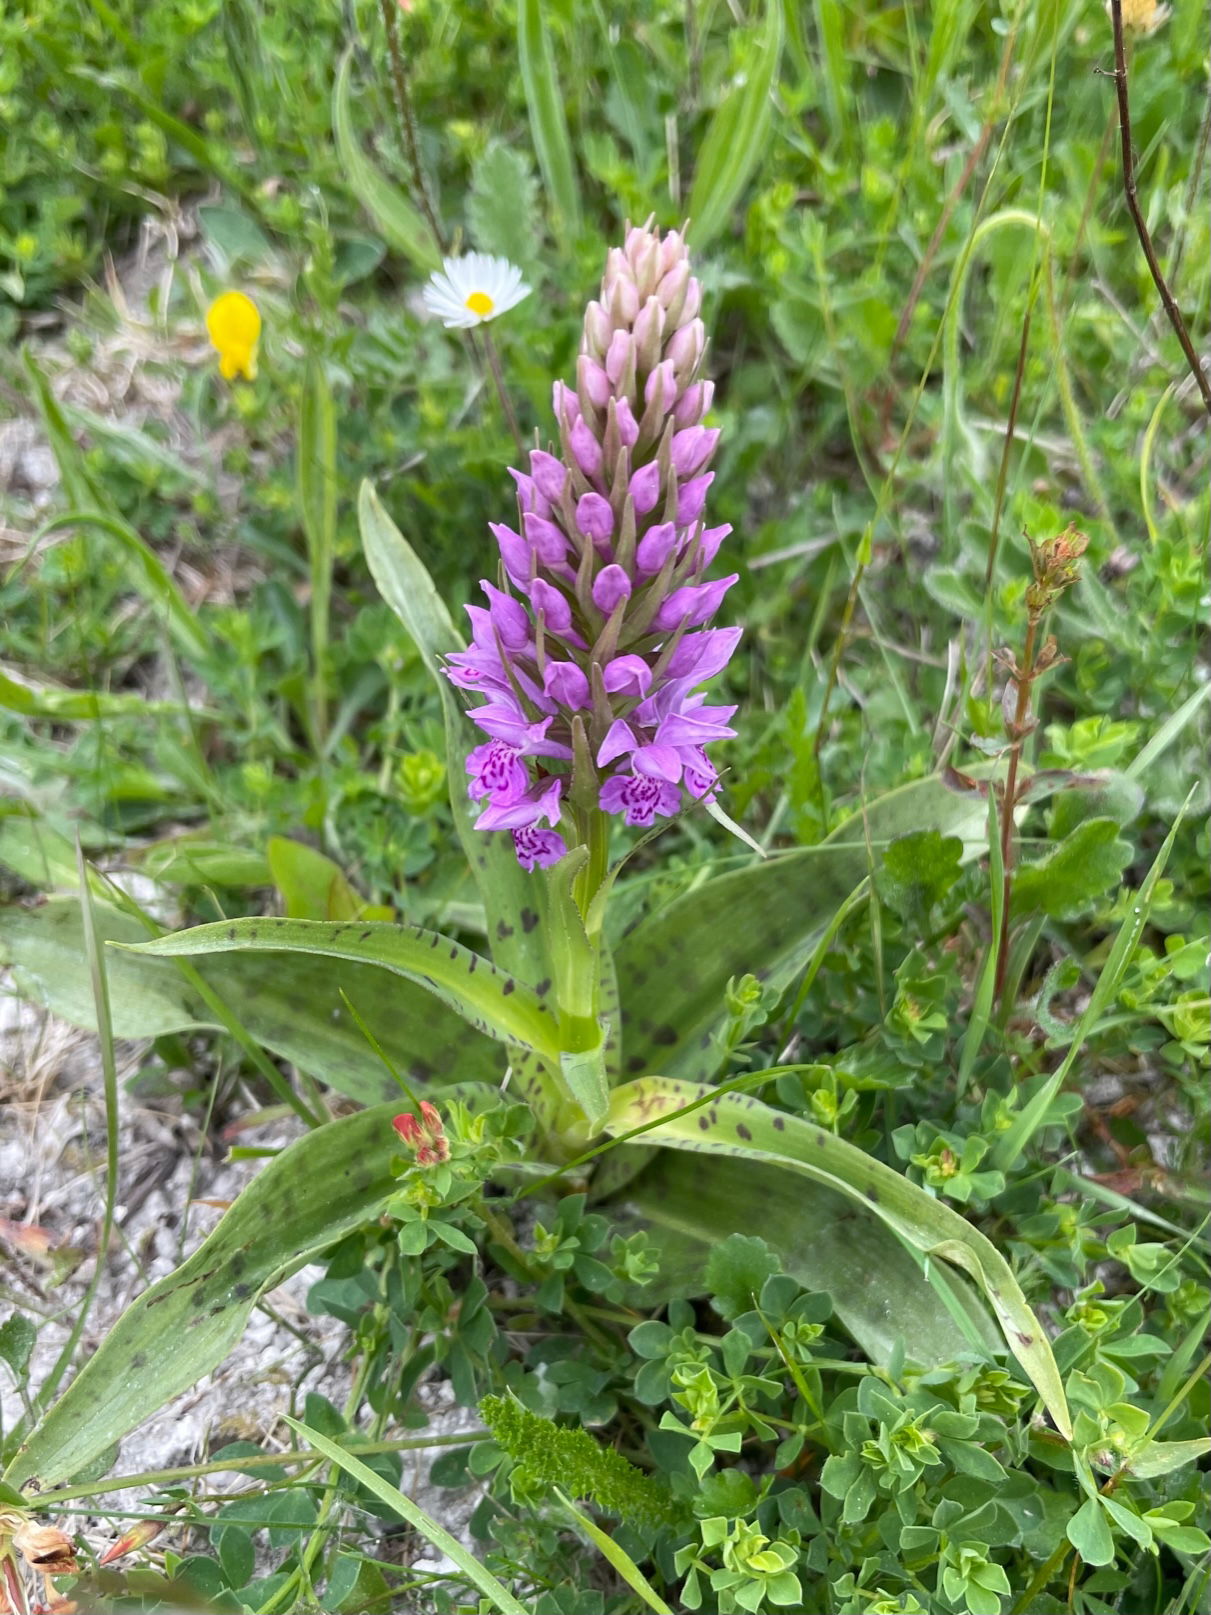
615 775 987 1085
1066 1496 1115 1566
267 836 363 921
1119 1437 1211 1480
0 897 497 1104
553 1488 674 1615
4 1104 401 1490
358 483 550 988
686 2 784 249
606 1077 1071 1436
517 0 581 236
875 830 964 926
1011 817 1133 918
704 1234 781 1321
282 1419 529 1615
468 141 541 276
137 836 273 888
332 51 441 272
122 917 562 1061
615 1153 999 1367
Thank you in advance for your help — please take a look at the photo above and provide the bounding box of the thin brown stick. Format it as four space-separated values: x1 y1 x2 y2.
993 617 1036 1002
1106 1 1211 416
377 0 446 255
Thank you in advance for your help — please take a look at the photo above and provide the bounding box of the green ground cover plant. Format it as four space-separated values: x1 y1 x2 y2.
0 0 1207 1611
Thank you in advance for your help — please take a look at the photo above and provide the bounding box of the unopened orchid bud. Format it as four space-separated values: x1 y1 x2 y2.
629 460 662 516
583 300 611 357
632 297 665 372
524 512 570 568
529 450 567 503
605 328 635 391
667 317 705 379
671 425 718 479
569 416 604 480
674 378 714 427
645 360 677 414
490 522 532 585
578 354 611 411
635 520 679 576
614 396 639 449
576 492 614 546
676 471 714 527
592 564 632 614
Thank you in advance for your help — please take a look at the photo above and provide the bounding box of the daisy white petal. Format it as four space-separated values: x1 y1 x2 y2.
422 253 531 329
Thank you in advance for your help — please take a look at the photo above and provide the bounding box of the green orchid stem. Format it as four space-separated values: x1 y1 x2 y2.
571 809 611 939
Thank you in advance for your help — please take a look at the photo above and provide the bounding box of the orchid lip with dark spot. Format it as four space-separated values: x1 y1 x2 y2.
444 223 741 870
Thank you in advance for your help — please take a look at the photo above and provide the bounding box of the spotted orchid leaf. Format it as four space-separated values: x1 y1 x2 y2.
611 1153 999 1368
614 775 989 1085
120 917 562 1063
4 1102 400 1491
0 897 497 1103
604 1075 1072 1438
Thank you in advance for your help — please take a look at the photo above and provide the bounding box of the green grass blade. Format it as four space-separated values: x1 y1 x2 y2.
1125 683 1211 780
958 787 1002 1089
554 1488 674 1615
282 1418 528 1615
0 667 188 721
606 1076 1072 1438
297 356 338 745
517 0 581 237
21 844 122 1427
333 50 442 271
4 1104 401 1490
121 916 562 1061
686 1 784 249
991 793 1192 1174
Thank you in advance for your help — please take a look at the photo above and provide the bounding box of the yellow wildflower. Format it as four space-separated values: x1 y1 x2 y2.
205 290 262 381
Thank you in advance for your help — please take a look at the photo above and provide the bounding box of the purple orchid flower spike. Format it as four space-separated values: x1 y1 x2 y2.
444 220 741 872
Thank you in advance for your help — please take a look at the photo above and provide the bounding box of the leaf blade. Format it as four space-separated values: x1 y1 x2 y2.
606 1076 1072 1437
121 917 562 1061
4 1105 401 1490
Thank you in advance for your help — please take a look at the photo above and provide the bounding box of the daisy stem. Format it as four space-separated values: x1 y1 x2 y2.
479 328 526 453
376 0 445 255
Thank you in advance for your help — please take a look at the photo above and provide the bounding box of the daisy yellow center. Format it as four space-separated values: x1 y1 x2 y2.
465 290 495 317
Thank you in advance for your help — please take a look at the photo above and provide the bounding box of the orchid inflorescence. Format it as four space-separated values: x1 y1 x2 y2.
444 221 740 871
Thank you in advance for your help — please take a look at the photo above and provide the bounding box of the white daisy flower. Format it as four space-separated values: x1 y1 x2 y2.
422 252 531 329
